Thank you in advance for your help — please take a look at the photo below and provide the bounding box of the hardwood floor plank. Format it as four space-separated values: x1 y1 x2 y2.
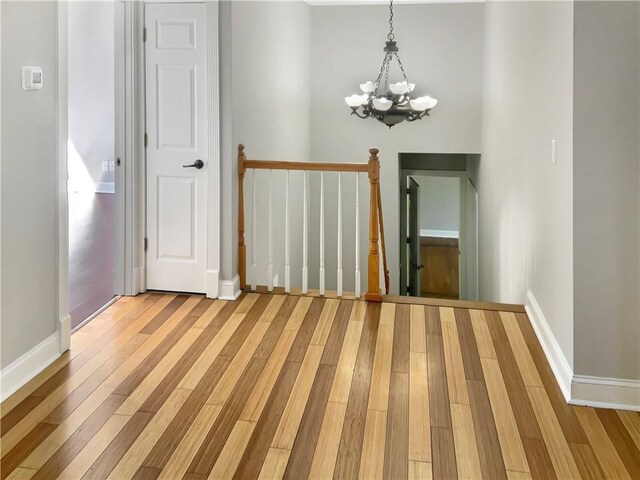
467 379 508 479
253 296 301 360
425 306 451 430
154 404 223 480
430 426 457 480
30 394 127 480
208 420 256 480
383 372 409 480
618 410 640 450
450 403 483 480
328 300 366 403
358 409 388 480
0 423 57 480
367 304 395 412
259 448 290 480
595 408 640 478
408 461 432 480
408 351 430 463
528 386 581 480
311 299 341 346
576 406 631 480
440 307 469 405
308 401 348 479
106 389 191 479
501 312 543 388
283 364 337 480
233 362 301 480
521 437 558 480
333 302 381 480
192 300 227 329
469 309 497 359
55 413 132 479
319 300 354 367
454 308 484 381
410 305 427 353
481 357 530 473
391 304 410 374
569 443 606 480
271 345 324 449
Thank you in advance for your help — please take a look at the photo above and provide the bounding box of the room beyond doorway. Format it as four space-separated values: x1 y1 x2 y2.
399 153 480 301
67 1 117 329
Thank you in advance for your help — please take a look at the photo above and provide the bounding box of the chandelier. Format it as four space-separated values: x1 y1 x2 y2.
345 0 438 128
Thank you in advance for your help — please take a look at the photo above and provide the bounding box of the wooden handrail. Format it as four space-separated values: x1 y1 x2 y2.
377 182 390 295
244 159 368 173
237 144 386 302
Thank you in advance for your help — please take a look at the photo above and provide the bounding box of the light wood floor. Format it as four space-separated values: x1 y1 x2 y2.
1 293 639 480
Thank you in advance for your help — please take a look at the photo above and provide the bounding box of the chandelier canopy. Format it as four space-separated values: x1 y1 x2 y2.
345 0 437 128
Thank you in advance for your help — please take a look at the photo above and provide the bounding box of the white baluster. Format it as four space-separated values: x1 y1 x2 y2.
285 170 291 293
302 171 309 294
319 171 325 296
251 169 257 291
267 169 273 291
337 172 343 297
355 172 361 298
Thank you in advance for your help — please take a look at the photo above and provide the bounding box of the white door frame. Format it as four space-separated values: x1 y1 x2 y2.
401 169 469 300
57 0 221 350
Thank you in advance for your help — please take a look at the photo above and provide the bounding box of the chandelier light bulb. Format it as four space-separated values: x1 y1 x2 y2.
359 81 375 93
345 94 369 108
389 81 411 95
372 97 393 111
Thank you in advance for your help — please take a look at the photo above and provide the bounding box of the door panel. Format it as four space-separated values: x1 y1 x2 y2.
146 3 208 293
408 177 421 296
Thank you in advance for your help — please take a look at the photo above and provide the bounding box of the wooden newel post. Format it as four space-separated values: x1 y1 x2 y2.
238 144 247 290
365 148 382 302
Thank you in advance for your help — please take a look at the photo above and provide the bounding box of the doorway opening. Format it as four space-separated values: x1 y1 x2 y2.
67 2 118 330
399 153 480 301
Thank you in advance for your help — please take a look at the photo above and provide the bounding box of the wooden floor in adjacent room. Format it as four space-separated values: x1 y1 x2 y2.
1 293 639 480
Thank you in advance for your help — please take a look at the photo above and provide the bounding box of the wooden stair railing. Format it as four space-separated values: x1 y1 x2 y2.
238 144 389 301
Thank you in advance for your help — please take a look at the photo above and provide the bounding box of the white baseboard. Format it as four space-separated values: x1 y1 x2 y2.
219 274 241 300
0 332 62 402
419 229 459 239
205 269 220 299
571 376 640 411
59 313 71 352
525 289 640 411
525 290 572 401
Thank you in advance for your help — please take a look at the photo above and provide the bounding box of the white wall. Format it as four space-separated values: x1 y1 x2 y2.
221 0 311 288
310 3 484 294
573 1 640 381
479 1 574 367
1 1 59 368
68 1 115 190
412 175 460 234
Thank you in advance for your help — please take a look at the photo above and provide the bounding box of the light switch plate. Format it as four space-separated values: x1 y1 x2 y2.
22 66 43 91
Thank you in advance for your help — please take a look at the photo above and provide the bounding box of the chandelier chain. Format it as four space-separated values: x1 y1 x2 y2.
388 0 395 41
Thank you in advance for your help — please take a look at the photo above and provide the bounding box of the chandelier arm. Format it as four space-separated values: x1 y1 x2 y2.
394 52 410 85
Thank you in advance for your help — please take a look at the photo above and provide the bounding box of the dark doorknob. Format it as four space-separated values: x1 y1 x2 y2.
183 159 204 169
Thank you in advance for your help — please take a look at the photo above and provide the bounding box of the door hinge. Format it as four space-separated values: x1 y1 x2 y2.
406 237 411 244
143 28 147 42
144 237 148 252
116 157 121 167
144 133 148 148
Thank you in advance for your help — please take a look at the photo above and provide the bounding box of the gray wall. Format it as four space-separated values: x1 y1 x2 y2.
479 1 575 367
573 1 640 380
412 175 460 233
231 0 311 288
68 1 115 189
310 3 484 294
1 1 59 368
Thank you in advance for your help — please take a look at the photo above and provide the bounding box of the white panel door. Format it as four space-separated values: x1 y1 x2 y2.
145 3 208 293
